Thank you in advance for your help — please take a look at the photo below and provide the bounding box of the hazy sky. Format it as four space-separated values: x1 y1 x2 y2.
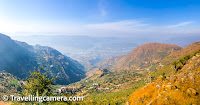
0 0 200 37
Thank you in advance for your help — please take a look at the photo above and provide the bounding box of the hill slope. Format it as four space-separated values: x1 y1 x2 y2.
101 42 200 71
0 34 37 78
128 53 200 105
0 34 85 85
113 43 181 70
162 41 200 63
33 45 85 84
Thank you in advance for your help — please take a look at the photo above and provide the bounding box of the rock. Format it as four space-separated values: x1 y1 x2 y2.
181 77 185 83
147 100 154 105
126 101 130 105
156 85 161 88
157 93 161 97
166 76 170 81
186 88 198 96
165 85 172 90
188 73 195 83
196 53 200 57
174 89 179 92
163 98 168 102
189 76 195 83
167 82 172 85
142 85 148 89
169 76 177 82
165 84 177 90
138 97 143 101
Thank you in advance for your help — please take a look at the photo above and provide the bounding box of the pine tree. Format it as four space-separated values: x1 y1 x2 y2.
23 66 56 96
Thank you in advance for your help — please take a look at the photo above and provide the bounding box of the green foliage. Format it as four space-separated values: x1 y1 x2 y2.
0 72 23 99
81 81 145 105
161 72 166 81
23 66 56 96
192 49 200 56
66 69 144 105
178 58 185 65
183 54 191 61
172 50 199 73
172 61 178 69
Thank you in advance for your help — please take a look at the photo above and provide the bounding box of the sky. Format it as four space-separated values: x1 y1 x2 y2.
0 0 200 37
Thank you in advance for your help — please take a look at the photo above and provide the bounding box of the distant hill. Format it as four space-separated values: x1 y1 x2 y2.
101 41 200 70
103 43 181 70
164 35 200 47
98 55 124 69
161 41 200 63
0 34 85 85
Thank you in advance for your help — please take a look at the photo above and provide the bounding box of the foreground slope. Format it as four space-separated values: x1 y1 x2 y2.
128 53 200 105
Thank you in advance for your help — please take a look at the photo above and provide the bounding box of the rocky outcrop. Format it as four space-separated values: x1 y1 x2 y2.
128 53 200 105
187 88 198 96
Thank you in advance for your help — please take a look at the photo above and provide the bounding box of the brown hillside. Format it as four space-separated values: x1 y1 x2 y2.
115 43 181 70
128 53 200 105
99 55 124 69
162 41 200 63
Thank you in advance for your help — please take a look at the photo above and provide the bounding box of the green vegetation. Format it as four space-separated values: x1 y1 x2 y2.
11 67 73 105
81 81 145 105
23 66 56 96
64 69 145 104
0 72 23 101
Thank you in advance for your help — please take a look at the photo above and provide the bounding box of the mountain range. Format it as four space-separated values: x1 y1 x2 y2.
100 41 200 71
0 33 85 85
13 35 200 71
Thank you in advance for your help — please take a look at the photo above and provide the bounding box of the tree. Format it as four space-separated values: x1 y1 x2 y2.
178 58 185 65
161 72 166 81
172 61 178 74
183 55 191 61
172 61 178 70
23 66 56 96
148 72 154 83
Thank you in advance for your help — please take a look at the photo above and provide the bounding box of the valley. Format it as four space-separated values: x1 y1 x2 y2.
0 33 200 105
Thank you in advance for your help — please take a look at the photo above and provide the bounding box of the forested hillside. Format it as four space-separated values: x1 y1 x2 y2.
0 34 85 85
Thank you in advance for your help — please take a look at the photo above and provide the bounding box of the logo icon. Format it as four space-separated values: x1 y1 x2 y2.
2 95 8 101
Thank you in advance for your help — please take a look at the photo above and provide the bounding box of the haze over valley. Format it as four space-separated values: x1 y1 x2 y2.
12 35 200 71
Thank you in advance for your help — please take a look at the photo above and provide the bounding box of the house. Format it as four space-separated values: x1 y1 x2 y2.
57 89 62 93
88 87 93 90
93 83 98 86
115 84 121 87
